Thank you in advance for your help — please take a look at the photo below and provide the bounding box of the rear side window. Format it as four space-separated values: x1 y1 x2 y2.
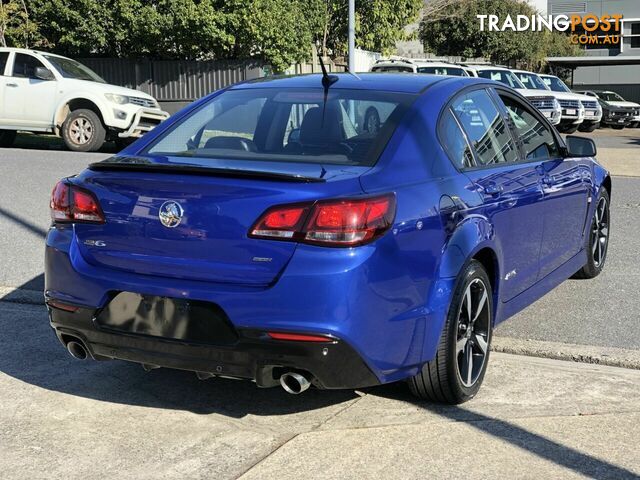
12 53 46 78
498 94 560 161
418 66 466 77
371 65 414 73
440 109 474 169
146 88 414 167
451 89 518 167
0 52 8 75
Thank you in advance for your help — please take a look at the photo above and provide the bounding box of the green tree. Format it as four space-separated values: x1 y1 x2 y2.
0 0 41 47
419 0 581 68
223 0 313 72
303 0 423 57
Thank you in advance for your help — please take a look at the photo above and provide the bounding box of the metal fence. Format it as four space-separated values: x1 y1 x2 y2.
79 58 266 113
79 57 346 113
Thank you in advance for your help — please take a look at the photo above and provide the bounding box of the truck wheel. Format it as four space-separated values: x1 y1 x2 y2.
0 130 17 147
62 109 106 152
408 260 493 404
563 125 579 134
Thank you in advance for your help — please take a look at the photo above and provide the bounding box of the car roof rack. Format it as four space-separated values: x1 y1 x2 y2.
374 56 415 65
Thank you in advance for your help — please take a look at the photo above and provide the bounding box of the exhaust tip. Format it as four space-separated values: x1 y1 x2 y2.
280 372 311 394
67 341 88 360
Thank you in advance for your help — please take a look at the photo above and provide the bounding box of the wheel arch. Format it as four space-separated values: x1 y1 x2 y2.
602 174 612 199
54 96 108 136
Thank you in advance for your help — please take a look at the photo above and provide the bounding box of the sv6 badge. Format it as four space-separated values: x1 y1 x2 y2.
83 239 107 247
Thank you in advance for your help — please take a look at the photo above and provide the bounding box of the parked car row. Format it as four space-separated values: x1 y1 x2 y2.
370 57 640 133
0 47 169 152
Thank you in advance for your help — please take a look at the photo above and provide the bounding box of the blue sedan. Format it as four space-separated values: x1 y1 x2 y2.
45 73 610 403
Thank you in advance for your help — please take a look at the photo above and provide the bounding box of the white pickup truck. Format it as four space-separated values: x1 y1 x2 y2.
0 48 169 152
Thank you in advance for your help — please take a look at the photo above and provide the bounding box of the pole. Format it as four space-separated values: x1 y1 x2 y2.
348 0 355 72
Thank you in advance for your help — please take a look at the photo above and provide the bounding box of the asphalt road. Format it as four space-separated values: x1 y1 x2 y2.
0 138 638 351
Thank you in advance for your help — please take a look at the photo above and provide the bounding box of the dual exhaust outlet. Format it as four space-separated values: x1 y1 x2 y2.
65 338 312 394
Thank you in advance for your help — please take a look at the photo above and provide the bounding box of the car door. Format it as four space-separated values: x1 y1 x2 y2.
0 51 11 126
493 90 590 279
3 52 58 127
449 87 545 302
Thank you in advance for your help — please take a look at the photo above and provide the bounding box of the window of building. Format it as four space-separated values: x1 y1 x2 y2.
631 22 640 49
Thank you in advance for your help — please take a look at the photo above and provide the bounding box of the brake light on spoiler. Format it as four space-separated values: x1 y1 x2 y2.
249 193 396 247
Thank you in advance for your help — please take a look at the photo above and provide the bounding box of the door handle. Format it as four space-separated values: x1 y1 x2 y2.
6 83 18 87
541 175 553 185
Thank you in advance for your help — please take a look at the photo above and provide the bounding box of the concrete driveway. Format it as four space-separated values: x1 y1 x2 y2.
1 301 639 479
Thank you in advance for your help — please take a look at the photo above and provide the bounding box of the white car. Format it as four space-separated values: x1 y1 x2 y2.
538 74 602 133
371 58 469 77
576 90 640 128
462 65 562 126
0 48 169 152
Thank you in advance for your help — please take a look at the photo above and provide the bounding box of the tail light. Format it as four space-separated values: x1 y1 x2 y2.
249 193 396 247
50 181 105 224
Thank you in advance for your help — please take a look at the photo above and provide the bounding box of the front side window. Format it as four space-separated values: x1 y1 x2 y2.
476 70 524 89
451 89 518 167
43 55 104 83
12 53 46 78
145 88 413 167
498 94 559 161
0 52 9 76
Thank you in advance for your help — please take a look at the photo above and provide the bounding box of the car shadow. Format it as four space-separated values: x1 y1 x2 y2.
1 278 637 478
367 383 639 479
0 275 358 418
7 132 121 153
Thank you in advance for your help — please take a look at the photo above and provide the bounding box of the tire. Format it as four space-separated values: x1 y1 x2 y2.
563 125 579 134
363 108 381 134
578 122 598 133
612 125 624 130
573 188 610 279
62 109 106 152
0 130 17 147
409 260 493 404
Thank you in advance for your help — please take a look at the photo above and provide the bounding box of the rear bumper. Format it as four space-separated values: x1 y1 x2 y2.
48 304 379 389
45 226 455 387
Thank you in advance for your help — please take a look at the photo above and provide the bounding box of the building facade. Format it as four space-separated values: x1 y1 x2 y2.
548 0 640 100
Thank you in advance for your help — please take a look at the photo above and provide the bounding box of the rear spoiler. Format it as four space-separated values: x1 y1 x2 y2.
88 159 326 183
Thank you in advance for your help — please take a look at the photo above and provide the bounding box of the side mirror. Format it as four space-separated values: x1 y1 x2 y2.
565 135 596 158
34 66 55 81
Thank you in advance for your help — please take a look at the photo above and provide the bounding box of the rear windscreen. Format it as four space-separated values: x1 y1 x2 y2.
144 88 415 166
